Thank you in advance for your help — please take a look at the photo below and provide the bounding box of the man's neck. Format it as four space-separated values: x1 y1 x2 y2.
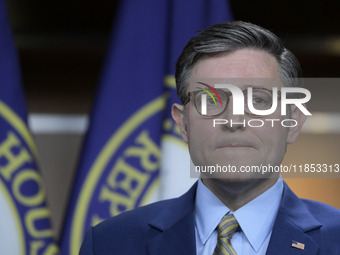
201 176 279 211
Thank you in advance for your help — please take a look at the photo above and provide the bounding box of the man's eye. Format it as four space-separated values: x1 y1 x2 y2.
207 98 215 105
207 97 218 105
252 97 266 105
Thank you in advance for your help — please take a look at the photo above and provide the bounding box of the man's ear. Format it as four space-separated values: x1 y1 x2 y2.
171 103 188 143
287 104 307 144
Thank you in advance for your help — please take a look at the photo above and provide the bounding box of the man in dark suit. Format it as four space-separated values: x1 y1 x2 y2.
80 21 340 255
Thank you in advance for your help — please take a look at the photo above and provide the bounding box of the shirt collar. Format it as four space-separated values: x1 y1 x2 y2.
195 178 229 246
195 177 283 252
233 177 283 252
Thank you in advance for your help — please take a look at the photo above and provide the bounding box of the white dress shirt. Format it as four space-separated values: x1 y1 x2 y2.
194 177 283 255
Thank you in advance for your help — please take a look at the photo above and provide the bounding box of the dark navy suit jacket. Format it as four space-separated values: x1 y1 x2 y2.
79 182 340 255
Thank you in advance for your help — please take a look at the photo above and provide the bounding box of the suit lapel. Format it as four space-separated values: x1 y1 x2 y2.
146 183 197 255
266 182 321 255
146 212 196 255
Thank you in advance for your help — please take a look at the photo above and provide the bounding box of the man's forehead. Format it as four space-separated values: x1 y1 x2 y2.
190 49 280 79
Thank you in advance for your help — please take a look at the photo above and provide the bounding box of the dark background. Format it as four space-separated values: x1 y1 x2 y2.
5 0 340 114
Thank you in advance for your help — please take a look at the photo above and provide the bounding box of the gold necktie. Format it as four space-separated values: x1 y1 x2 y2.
213 214 240 255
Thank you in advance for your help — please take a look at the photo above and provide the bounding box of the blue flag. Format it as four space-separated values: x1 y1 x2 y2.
0 0 59 254
60 1 232 254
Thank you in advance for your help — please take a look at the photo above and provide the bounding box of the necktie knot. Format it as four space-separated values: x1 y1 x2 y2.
213 214 240 255
217 214 240 240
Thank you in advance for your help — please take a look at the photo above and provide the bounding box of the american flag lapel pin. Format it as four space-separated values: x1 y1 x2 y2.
291 240 305 250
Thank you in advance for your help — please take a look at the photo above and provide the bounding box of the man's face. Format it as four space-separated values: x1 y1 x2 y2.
173 48 305 181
